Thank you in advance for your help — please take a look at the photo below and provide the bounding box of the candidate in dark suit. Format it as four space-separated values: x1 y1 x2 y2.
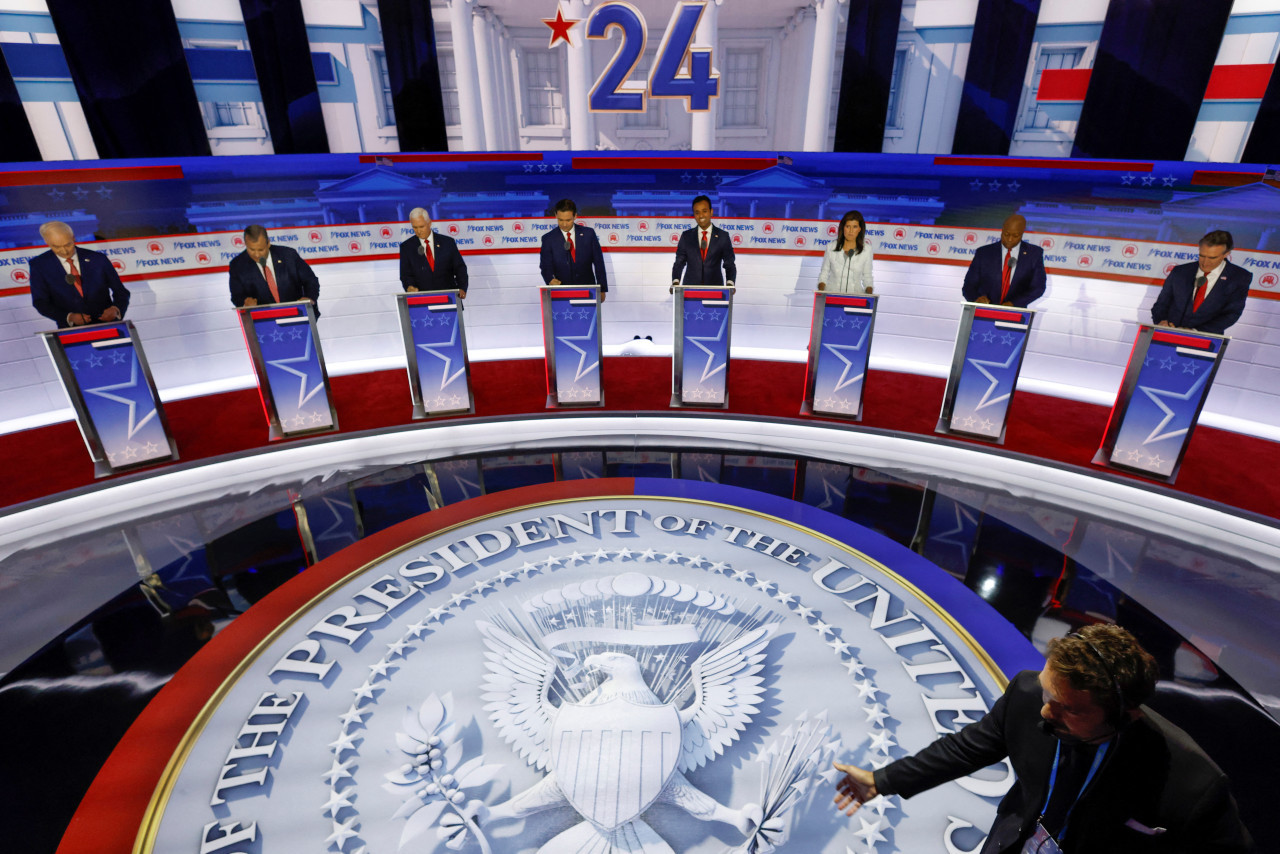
400 207 468 297
30 221 130 328
833 625 1251 853
672 195 736 290
540 199 607 299
228 224 321 317
962 214 1046 308
1151 230 1250 334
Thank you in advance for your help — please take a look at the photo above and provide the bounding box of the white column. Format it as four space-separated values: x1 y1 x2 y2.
494 25 516 149
473 8 500 151
565 0 595 149
802 0 844 151
448 0 486 150
690 0 722 150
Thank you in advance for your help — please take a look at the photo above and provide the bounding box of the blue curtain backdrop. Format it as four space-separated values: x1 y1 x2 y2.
834 0 904 152
0 45 40 162
375 0 448 152
952 0 1042 155
238 0 330 154
1073 0 1233 160
43 0 210 158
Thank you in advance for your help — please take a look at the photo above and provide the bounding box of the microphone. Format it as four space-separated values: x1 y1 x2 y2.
564 235 571 253
418 244 426 256
64 273 77 286
1038 718 1118 745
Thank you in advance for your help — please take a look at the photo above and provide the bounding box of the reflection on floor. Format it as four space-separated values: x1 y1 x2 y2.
2 446 1276 854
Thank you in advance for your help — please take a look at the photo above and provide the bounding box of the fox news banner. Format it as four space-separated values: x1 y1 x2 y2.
60 479 1041 854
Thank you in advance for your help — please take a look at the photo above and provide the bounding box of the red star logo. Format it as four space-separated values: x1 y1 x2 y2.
543 7 580 48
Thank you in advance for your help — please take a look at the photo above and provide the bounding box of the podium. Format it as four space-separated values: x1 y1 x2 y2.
937 303 1035 444
1094 325 1227 482
540 284 604 407
801 292 878 419
40 320 177 477
396 291 474 418
236 301 338 440
672 285 734 408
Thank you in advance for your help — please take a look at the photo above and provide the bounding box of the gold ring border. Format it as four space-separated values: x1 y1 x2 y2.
136 492 1015 853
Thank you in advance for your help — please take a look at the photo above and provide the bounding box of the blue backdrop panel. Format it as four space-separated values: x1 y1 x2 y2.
833 0 904 153
44 0 210 158
375 0 448 152
1242 64 1280 164
1073 0 1233 160
238 0 330 154
953 0 1042 155
0 43 40 162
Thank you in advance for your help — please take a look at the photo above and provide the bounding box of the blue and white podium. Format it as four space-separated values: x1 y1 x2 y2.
672 285 734 408
40 320 177 477
801 292 878 419
937 303 1035 443
396 291 474 418
540 284 604 407
236 301 337 440
1094 325 1227 483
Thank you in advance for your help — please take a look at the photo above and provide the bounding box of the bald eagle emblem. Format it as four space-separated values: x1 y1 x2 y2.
477 620 775 853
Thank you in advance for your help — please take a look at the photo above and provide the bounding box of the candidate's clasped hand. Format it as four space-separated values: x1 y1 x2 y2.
832 761 878 816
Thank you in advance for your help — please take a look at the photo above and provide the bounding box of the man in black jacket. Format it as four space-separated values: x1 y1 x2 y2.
833 624 1252 853
228 224 321 317
400 207 468 297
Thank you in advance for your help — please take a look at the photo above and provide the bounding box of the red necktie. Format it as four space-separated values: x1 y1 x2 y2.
567 231 575 262
700 230 708 260
262 260 281 302
67 257 84 297
1000 249 1012 303
1192 275 1208 312
426 238 435 272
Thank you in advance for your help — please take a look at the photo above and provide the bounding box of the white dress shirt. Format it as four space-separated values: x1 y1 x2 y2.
818 241 874 294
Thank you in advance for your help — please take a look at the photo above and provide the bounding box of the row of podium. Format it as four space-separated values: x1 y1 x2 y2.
42 286 1227 484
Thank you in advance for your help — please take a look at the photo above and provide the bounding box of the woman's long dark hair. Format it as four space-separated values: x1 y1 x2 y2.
835 210 866 254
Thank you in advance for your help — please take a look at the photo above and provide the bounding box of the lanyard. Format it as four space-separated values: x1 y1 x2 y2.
1039 740 1110 839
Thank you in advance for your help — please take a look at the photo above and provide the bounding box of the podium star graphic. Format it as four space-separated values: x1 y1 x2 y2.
543 7 580 48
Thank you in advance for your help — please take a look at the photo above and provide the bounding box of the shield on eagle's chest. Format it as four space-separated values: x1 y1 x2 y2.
551 698 682 830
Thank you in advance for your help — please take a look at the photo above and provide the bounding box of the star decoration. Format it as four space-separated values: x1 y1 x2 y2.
543 8 580 48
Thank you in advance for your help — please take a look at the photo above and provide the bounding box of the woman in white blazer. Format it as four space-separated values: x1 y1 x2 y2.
818 210 873 294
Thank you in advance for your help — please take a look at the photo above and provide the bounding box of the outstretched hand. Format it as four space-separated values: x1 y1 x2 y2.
832 761 878 817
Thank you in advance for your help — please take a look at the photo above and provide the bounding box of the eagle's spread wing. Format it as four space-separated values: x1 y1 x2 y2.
477 621 559 770
677 623 777 772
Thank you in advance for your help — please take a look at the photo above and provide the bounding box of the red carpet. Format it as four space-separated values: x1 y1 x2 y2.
3 357 1278 518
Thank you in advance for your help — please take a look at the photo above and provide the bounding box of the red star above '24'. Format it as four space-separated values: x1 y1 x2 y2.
542 7 580 48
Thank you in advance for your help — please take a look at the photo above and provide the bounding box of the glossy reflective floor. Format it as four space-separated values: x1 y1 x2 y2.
2 441 1278 854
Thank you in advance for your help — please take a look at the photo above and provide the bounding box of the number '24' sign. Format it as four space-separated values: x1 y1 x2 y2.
587 1 719 112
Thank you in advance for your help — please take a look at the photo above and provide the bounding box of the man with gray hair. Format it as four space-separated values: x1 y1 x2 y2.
1151 229 1250 334
400 207 468 297
29 221 130 328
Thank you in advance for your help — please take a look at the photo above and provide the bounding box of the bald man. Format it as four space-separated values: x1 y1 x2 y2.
962 214 1046 308
29 221 130 328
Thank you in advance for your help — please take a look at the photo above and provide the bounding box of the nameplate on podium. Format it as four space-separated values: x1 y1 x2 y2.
672 285 734 408
236 301 337 440
540 285 603 407
40 320 177 477
396 291 474 418
937 303 1035 444
802 292 878 419
1094 325 1227 483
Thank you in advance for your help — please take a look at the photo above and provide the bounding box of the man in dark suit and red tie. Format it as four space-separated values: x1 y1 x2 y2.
1151 230 1250 335
672 195 736 291
400 207 468 297
962 214 1046 308
29 221 130 328
540 198 608 301
228 224 322 317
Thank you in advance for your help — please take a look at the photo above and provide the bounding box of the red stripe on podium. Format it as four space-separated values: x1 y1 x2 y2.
684 290 724 299
1153 331 1212 349
251 307 303 319
59 328 120 343
551 289 593 298
826 296 869 307
974 308 1020 320
407 295 449 305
